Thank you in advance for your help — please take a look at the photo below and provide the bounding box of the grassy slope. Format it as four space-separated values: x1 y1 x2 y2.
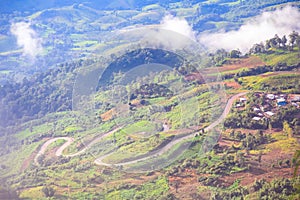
1 6 300 197
2 51 298 198
259 49 300 66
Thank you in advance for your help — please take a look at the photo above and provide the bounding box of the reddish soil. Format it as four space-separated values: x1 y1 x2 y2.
100 108 116 121
217 127 296 188
169 169 204 200
224 81 241 89
219 148 294 187
20 138 50 171
203 56 266 74
187 128 297 198
21 150 37 172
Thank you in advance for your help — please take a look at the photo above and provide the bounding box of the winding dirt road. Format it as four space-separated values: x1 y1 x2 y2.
34 137 73 165
94 92 248 166
34 127 122 165
34 92 247 167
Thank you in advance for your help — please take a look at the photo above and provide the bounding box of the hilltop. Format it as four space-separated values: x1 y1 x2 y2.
0 0 300 199
0 29 299 199
0 0 299 76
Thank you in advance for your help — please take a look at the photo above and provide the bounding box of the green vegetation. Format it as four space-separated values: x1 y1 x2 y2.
224 91 299 129
259 50 299 66
105 176 169 199
0 1 300 199
240 73 300 93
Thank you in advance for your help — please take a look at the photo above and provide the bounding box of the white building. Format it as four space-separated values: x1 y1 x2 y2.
240 97 247 102
265 111 275 116
253 107 260 112
252 117 261 121
266 94 275 100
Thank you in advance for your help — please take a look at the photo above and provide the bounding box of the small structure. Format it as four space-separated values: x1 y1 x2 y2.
292 102 299 107
266 94 275 100
265 111 275 116
252 117 261 121
277 98 287 106
257 113 264 117
253 107 260 112
291 96 300 102
280 94 287 98
240 97 247 102
235 103 242 108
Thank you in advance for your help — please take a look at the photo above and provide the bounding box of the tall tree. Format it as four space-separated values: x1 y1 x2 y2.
281 35 287 48
274 34 282 48
265 39 271 50
283 121 293 138
270 38 277 48
292 150 300 177
230 50 241 58
289 31 299 49
42 186 55 198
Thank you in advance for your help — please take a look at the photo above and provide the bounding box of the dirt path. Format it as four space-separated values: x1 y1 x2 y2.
94 92 248 167
34 92 246 167
34 137 72 165
33 127 123 165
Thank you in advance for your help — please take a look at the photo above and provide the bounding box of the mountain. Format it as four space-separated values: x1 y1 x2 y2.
0 0 299 78
0 0 300 199
0 0 183 13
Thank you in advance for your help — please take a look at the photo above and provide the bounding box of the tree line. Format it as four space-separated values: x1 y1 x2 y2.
250 31 300 54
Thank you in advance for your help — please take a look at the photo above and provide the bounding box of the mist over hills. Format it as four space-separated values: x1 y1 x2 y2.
0 1 300 199
0 0 299 127
0 0 299 77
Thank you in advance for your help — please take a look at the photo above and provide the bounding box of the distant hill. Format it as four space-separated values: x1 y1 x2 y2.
98 48 184 87
0 0 182 13
0 0 299 76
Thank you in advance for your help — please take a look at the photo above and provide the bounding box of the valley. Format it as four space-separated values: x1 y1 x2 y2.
0 0 300 199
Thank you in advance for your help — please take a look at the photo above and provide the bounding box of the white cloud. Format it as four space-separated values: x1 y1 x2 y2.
10 22 43 58
115 14 198 52
160 14 196 40
198 6 300 53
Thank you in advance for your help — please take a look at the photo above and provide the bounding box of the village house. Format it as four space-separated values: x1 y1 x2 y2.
277 98 287 106
266 94 275 100
291 95 300 102
253 107 260 112
265 111 275 117
239 97 247 102
235 103 242 108
257 113 264 117
252 116 261 121
292 102 299 107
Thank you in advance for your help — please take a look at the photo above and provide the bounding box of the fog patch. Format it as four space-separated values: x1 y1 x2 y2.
198 6 300 53
10 22 43 59
160 14 196 40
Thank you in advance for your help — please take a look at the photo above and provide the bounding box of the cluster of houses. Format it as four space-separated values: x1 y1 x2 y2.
235 93 300 121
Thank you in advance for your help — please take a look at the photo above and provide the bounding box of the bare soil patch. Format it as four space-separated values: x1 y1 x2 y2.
204 56 265 74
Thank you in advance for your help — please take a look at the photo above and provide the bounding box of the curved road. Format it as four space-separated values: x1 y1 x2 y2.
34 137 73 165
34 127 122 165
34 92 247 167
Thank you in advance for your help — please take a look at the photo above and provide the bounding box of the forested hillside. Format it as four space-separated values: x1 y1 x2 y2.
0 0 300 199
